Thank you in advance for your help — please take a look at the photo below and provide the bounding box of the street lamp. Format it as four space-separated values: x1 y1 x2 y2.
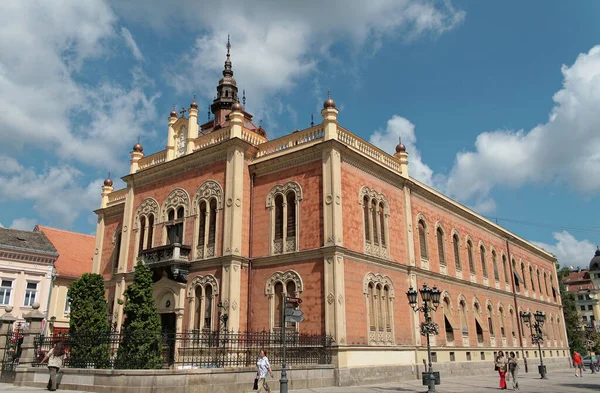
520 310 547 379
407 284 441 393
584 324 596 374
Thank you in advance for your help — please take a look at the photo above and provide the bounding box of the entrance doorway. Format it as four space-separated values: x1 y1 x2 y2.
160 313 176 366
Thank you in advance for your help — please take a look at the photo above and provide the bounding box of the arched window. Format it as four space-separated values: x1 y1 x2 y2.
480 245 488 278
502 255 509 284
513 259 521 292
267 182 302 255
359 187 390 257
418 219 428 260
194 181 223 260
363 273 395 345
492 250 499 281
135 198 159 258
162 189 190 245
265 270 303 332
550 276 557 302
498 306 506 338
467 239 475 273
443 296 455 343
113 229 122 272
529 265 535 292
521 263 527 289
537 269 542 295
453 233 461 271
487 304 494 339
474 302 484 343
437 227 446 266
186 274 219 331
543 272 548 296
509 308 516 339
459 299 468 337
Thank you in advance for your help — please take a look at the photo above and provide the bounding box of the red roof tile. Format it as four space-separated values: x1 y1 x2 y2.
35 225 94 279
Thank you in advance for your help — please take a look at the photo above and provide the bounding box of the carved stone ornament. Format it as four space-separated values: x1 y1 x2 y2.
338 294 344 305
193 180 224 213
134 198 159 229
327 293 335 304
186 274 219 298
232 301 238 310
363 272 395 298
222 299 230 309
266 181 303 208
358 186 390 215
265 270 304 295
161 188 190 221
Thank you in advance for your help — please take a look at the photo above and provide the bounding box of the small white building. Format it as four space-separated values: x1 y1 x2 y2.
0 227 57 327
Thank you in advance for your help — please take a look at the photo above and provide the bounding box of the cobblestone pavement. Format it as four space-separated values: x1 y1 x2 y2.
288 369 600 393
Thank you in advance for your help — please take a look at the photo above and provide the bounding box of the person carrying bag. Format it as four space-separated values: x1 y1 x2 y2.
41 342 66 391
255 349 273 393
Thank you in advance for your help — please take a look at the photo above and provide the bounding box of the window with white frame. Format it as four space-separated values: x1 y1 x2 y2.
480 244 488 278
436 226 446 266
187 274 219 331
135 198 159 254
492 250 499 281
0 280 12 305
24 282 38 306
64 295 71 314
467 239 475 273
194 181 223 259
417 219 428 260
359 186 390 258
265 270 303 332
453 233 462 271
162 189 190 246
363 272 395 345
267 182 302 255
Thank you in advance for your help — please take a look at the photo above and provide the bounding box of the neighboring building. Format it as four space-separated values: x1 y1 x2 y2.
35 225 94 335
91 40 569 376
0 227 57 326
565 248 600 326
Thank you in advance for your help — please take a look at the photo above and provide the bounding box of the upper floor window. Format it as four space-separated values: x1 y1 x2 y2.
418 219 428 260
194 181 223 259
162 189 190 245
459 299 468 336
363 272 395 345
502 255 509 284
64 295 71 314
498 306 506 338
467 239 475 273
492 250 499 281
24 282 38 306
537 269 542 295
135 198 159 254
513 259 521 292
113 229 122 271
267 182 302 255
359 186 389 258
442 295 455 343
550 276 557 302
187 274 219 331
520 262 527 289
436 226 446 266
453 233 462 271
529 266 535 292
0 280 13 305
480 245 488 278
543 272 549 296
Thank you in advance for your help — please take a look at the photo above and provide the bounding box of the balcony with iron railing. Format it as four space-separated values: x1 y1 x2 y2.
140 243 192 282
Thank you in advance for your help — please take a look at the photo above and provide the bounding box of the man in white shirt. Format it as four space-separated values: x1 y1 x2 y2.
256 349 273 393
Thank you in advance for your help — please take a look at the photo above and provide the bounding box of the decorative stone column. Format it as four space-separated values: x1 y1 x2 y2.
0 306 17 370
166 110 178 161
17 303 45 367
186 101 199 154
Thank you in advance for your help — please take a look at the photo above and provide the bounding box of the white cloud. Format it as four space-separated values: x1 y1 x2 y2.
445 45 600 205
0 1 158 170
113 0 464 115
9 218 38 231
0 156 102 228
533 231 596 269
121 27 143 61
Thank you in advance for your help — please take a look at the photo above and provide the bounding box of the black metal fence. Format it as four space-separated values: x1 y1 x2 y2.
33 330 333 370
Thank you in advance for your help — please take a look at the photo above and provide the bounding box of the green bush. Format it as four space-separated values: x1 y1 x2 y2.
68 273 111 368
116 260 163 369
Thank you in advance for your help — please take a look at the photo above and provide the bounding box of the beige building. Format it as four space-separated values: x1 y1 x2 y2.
35 225 94 335
565 248 600 327
0 228 57 327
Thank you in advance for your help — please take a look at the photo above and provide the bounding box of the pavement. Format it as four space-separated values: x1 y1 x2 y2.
0 368 598 393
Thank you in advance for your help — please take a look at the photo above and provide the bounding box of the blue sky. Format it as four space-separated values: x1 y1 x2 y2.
0 1 598 267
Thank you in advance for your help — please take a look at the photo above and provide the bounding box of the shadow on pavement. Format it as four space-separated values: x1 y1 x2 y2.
557 383 600 389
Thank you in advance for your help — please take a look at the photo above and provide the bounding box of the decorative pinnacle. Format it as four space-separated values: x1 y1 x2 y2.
327 90 331 99
179 107 186 117
259 119 263 128
399 137 402 144
311 113 314 127
208 104 211 120
108 171 110 179
137 136 140 144
243 89 246 106
226 34 231 57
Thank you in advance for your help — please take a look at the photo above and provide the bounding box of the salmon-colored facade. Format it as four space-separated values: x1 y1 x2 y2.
91 48 569 372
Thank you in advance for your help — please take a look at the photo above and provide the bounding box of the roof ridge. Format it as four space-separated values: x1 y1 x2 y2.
38 225 94 238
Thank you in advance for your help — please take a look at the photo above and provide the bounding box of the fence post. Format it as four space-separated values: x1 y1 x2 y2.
16 302 45 367
0 306 17 369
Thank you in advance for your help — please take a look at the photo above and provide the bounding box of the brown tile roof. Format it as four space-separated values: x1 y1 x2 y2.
564 270 591 283
0 227 57 255
35 225 94 279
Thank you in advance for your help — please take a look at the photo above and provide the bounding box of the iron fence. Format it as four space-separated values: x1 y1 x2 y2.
33 330 333 370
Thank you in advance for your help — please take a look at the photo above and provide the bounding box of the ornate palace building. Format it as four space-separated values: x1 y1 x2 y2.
92 41 569 378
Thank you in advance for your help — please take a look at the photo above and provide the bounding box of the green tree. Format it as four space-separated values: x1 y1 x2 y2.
557 266 585 354
68 273 111 368
116 260 163 369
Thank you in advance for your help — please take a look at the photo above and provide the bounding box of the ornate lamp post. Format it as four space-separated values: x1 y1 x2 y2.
521 310 547 379
584 324 596 374
407 284 441 393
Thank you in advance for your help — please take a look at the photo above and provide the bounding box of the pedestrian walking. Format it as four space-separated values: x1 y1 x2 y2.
507 351 519 390
41 342 66 391
572 351 583 377
495 350 508 390
256 349 273 393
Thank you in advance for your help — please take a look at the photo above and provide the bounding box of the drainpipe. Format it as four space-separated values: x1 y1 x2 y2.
247 172 255 333
506 238 527 371
44 264 57 336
